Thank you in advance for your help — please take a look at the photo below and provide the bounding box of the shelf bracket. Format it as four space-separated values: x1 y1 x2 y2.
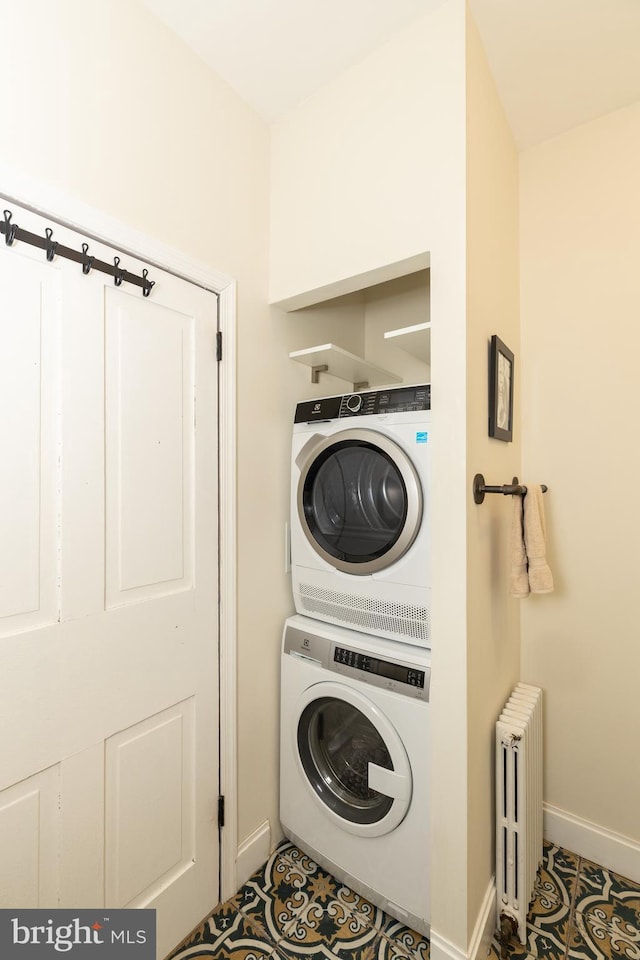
311 363 329 384
290 343 401 390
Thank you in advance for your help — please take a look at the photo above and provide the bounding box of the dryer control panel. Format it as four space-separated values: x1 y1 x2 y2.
294 384 430 423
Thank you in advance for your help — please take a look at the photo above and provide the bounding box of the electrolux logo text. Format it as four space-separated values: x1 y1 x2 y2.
0 910 156 959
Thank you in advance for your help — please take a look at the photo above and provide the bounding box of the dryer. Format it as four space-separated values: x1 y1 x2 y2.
291 384 431 647
280 614 431 936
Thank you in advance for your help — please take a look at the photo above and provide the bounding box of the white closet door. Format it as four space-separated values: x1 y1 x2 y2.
0 201 220 959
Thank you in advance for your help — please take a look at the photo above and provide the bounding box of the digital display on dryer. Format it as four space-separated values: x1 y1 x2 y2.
333 647 425 689
294 385 431 422
377 385 430 412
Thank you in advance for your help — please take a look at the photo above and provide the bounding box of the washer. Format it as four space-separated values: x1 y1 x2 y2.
280 614 430 936
291 384 431 647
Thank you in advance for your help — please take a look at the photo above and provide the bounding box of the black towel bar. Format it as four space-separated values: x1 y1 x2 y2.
473 473 548 505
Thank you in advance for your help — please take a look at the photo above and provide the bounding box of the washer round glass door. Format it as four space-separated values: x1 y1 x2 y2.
296 428 422 575
294 681 412 837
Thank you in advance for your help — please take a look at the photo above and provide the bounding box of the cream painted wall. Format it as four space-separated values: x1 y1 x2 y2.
520 101 640 848
284 272 431 392
270 4 470 955
0 0 285 856
363 272 431 385
270 1 465 309
287 294 367 362
465 13 520 938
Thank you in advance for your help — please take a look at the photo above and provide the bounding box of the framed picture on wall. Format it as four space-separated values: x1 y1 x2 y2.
488 335 514 442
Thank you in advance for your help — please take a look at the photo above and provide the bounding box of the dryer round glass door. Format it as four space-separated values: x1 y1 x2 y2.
296 429 422 575
294 680 412 837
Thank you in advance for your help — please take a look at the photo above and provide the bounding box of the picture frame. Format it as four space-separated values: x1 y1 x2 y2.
488 335 514 442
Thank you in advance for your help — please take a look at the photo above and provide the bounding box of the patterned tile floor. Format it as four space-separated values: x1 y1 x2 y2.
489 841 640 960
167 839 640 960
167 840 429 960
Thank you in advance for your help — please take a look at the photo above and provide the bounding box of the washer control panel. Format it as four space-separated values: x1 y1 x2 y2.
283 625 430 702
332 645 430 701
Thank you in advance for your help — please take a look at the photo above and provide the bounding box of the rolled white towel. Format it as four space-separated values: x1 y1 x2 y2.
510 492 530 598
524 483 554 594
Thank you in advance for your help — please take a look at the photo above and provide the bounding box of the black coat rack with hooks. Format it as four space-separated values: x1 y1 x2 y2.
1 208 154 297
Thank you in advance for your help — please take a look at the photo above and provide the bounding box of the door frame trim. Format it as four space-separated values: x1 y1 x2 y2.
0 162 238 903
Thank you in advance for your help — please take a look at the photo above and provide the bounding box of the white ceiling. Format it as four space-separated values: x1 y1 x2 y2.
142 0 640 149
469 0 640 148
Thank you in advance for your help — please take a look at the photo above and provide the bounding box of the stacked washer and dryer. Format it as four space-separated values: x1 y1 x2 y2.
280 383 432 936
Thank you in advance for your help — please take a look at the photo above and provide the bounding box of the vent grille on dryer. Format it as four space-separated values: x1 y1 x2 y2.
299 582 430 643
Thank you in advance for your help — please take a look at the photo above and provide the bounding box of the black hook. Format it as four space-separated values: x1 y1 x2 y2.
45 227 58 262
141 268 155 298
3 209 17 246
81 242 94 275
113 256 125 287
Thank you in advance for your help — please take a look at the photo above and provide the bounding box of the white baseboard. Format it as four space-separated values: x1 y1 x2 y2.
236 820 271 889
468 877 496 960
430 876 496 960
544 803 640 884
430 930 467 960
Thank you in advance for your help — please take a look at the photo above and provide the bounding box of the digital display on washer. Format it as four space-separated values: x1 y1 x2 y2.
334 646 425 688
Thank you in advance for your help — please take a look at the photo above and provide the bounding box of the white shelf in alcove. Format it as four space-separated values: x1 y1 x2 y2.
289 343 401 387
384 322 431 362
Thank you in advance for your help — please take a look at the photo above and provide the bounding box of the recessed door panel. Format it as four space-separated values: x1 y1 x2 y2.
0 765 60 908
105 289 194 607
0 258 59 634
105 700 195 908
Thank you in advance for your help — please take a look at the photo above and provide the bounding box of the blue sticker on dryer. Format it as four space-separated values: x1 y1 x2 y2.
416 432 429 444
